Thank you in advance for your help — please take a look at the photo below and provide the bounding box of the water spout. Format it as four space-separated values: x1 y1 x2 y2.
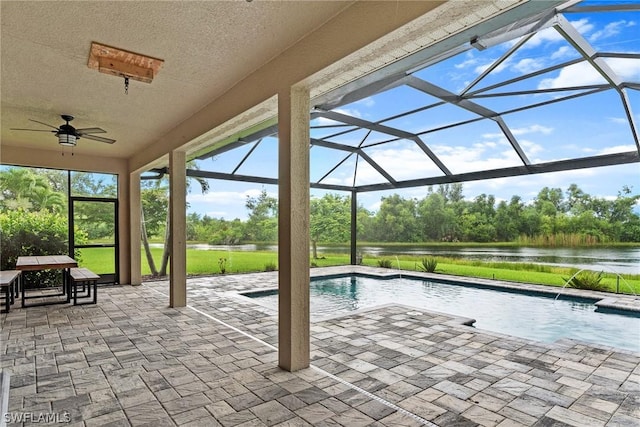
555 268 588 301
600 266 637 297
555 267 637 300
395 256 402 279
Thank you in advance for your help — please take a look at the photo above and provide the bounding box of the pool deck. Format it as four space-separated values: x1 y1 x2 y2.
1 266 639 426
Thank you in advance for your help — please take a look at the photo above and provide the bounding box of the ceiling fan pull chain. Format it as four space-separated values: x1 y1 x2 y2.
124 76 129 95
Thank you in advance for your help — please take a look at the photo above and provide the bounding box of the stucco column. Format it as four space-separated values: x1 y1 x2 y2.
169 150 187 307
278 85 310 372
129 171 142 286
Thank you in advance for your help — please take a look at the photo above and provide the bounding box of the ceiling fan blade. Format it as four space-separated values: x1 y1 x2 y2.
76 127 107 134
10 128 56 132
28 119 60 130
81 134 116 144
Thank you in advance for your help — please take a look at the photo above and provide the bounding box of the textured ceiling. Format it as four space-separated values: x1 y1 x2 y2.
0 1 351 159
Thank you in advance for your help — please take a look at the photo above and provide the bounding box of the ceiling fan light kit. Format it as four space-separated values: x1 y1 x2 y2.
87 42 164 92
10 114 116 147
58 134 77 147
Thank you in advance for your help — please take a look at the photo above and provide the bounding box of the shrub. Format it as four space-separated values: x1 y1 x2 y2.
563 270 608 292
377 259 393 268
0 209 86 288
418 257 438 273
265 261 277 271
218 257 227 274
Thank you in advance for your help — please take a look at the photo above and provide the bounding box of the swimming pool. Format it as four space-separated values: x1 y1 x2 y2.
245 274 640 353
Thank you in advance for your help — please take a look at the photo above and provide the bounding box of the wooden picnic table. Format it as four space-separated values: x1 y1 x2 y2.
16 255 77 271
16 255 78 307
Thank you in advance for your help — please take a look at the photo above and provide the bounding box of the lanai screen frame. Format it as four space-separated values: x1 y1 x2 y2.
147 0 640 264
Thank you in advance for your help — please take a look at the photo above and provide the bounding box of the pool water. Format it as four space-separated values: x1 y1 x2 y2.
247 275 640 352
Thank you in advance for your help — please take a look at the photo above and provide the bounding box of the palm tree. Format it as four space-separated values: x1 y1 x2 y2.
141 161 209 277
0 167 65 213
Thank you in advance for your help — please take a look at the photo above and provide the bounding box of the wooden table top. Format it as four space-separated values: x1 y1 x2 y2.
15 255 78 271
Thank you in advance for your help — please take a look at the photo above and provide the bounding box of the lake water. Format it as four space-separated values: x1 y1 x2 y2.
165 243 640 275
245 274 640 352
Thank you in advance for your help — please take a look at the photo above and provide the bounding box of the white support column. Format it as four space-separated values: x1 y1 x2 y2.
169 150 187 307
278 85 310 372
129 171 142 286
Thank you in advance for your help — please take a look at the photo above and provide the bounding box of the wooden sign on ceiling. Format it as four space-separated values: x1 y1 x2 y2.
88 42 164 83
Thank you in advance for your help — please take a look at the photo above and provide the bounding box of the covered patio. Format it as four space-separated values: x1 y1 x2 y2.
2 0 640 425
2 267 639 426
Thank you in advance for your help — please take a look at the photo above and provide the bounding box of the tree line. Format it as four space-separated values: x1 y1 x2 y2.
188 183 640 247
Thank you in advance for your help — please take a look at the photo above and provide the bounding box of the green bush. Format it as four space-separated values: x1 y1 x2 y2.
218 257 227 274
418 257 438 273
0 209 86 288
377 259 393 268
563 270 608 292
265 261 277 271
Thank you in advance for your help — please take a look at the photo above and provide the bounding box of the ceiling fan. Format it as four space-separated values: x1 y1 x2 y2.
11 114 116 146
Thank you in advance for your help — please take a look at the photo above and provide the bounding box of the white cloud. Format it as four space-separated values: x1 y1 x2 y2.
474 141 497 149
335 107 363 118
573 19 595 36
474 58 510 75
367 199 382 212
527 27 564 46
205 211 229 218
355 97 375 108
187 188 271 206
517 19 593 49
597 144 636 155
538 62 605 89
605 57 640 80
359 147 442 184
464 168 598 201
481 132 504 139
609 117 628 124
538 58 640 89
313 117 345 127
455 52 479 70
590 20 636 42
512 58 545 74
322 144 449 186
512 125 554 135
187 187 279 220
429 143 523 174
551 46 573 60
519 139 544 156
482 124 553 140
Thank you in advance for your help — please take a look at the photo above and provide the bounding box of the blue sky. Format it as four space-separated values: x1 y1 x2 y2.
188 4 640 220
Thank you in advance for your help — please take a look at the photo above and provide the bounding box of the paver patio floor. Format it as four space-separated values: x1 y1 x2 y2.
1 267 639 426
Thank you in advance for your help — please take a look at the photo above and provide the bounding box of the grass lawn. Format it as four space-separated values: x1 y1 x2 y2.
78 247 640 295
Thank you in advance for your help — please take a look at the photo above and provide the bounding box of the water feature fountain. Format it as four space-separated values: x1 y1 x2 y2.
554 267 637 301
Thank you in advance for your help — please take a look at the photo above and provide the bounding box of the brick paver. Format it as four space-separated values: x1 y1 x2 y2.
1 266 638 426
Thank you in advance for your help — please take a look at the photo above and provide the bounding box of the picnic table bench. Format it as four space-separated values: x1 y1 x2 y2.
69 267 99 305
0 270 21 313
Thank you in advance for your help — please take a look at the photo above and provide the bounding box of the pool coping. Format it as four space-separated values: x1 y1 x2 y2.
236 265 640 315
